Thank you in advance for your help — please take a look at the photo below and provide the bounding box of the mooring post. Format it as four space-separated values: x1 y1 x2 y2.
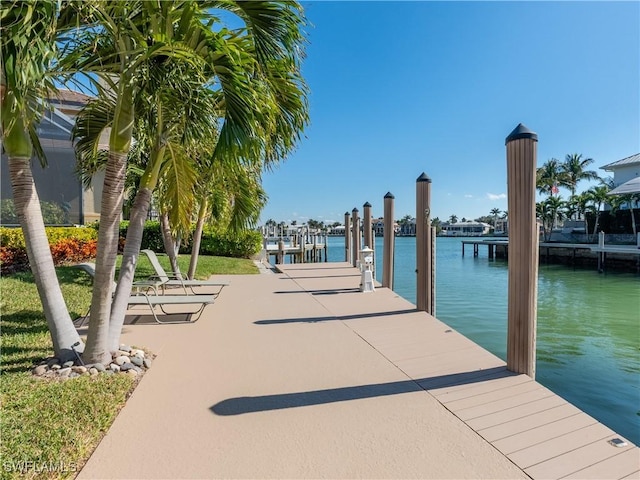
383 192 395 289
351 208 360 267
363 202 373 250
363 202 373 274
416 173 433 314
506 123 539 379
344 212 351 263
277 239 285 265
431 225 437 315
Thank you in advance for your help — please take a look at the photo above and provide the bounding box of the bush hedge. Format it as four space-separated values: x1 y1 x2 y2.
0 222 262 274
0 226 98 275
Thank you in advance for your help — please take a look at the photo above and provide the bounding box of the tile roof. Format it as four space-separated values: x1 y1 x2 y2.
49 89 93 106
600 153 640 170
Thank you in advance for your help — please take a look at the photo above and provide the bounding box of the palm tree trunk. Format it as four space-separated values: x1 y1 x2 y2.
187 199 208 280
83 81 134 365
82 149 128 365
107 146 164 352
160 212 182 278
107 187 153 351
7 155 84 362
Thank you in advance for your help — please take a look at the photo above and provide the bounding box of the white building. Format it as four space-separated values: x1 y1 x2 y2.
441 221 491 237
601 153 640 194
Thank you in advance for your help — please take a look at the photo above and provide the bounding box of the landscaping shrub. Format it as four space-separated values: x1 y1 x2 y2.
199 229 262 258
0 226 98 274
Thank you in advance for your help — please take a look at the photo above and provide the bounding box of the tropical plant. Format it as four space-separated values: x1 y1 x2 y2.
585 185 611 241
490 208 501 228
537 196 566 240
66 1 308 357
0 0 84 361
560 153 600 201
448 214 458 224
537 158 568 198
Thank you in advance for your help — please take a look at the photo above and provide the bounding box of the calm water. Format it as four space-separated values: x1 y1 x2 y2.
325 236 640 445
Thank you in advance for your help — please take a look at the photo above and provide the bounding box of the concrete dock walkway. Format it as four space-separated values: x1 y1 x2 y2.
78 262 638 479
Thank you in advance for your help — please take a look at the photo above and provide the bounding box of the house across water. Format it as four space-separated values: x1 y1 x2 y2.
442 220 491 236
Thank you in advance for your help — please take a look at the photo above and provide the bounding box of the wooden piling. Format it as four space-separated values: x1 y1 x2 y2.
506 123 539 379
363 202 373 250
352 208 360 267
344 212 351 263
383 192 395 289
416 173 433 314
277 240 285 265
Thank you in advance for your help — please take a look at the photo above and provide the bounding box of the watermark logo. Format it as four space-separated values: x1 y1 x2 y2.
3 460 78 474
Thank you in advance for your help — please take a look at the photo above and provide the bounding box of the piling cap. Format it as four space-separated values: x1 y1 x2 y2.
352 207 359 213
384 192 395 199
363 201 372 208
506 123 538 144
344 211 350 216
416 172 432 183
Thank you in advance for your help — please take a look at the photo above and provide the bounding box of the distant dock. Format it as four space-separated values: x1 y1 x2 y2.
462 239 640 272
263 235 328 264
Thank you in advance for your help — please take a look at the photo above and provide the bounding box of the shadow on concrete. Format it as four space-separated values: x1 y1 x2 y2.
210 366 512 416
280 274 361 280
254 308 418 325
273 288 361 296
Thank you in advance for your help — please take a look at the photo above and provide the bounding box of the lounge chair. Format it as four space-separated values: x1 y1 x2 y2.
140 249 229 296
71 262 217 324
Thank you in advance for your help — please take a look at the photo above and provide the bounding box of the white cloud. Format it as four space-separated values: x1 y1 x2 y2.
464 194 473 198
486 193 507 200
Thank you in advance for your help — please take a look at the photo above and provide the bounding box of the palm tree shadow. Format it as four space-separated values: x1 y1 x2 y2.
210 366 512 416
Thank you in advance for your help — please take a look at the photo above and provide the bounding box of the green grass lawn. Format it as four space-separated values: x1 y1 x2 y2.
0 254 256 480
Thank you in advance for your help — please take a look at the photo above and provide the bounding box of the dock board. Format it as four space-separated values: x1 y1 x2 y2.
277 262 639 480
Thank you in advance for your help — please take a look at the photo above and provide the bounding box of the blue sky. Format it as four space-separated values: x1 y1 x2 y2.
259 1 639 225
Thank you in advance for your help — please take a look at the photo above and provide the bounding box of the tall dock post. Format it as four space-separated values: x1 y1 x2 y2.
363 202 373 275
363 202 373 250
344 212 351 263
416 173 433 314
506 123 539 379
352 208 360 267
383 192 395 289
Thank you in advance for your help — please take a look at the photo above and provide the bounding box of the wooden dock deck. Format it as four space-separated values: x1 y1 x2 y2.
278 262 639 479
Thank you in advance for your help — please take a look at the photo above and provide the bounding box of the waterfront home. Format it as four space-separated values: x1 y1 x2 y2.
0 89 104 226
442 220 491 236
601 152 640 196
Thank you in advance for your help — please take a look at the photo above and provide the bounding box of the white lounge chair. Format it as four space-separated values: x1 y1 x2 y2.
140 249 229 296
72 262 216 324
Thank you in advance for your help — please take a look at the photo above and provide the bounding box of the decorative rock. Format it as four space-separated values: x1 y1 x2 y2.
89 368 99 376
143 358 152 369
50 364 61 370
119 344 132 353
69 372 80 378
47 358 60 368
72 366 88 374
132 349 145 358
62 360 75 368
114 355 130 366
93 363 106 372
104 370 115 376
33 365 48 376
116 350 130 357
58 367 72 377
132 366 143 374
82 371 90 376
126 369 138 377
120 362 135 372
109 364 121 373
130 356 143 367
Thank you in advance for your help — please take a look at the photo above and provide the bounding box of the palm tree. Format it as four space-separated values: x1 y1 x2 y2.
448 214 458 224
490 208 501 230
585 185 611 241
64 1 307 362
1 0 84 361
537 158 570 198
561 154 600 200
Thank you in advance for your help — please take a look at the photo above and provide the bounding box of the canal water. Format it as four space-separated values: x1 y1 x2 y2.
325 235 640 445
